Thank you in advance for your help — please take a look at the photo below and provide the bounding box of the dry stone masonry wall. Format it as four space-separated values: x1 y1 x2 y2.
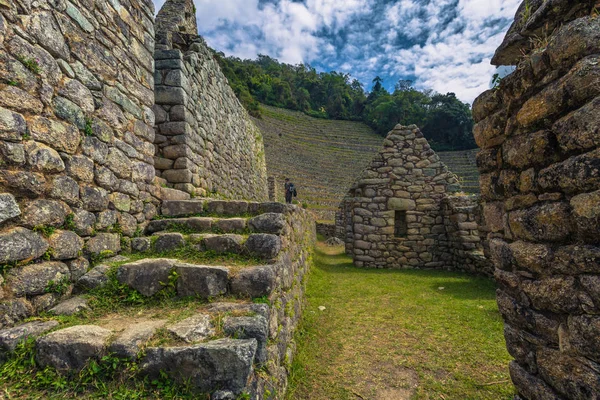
153 0 268 201
0 0 159 327
474 1 600 398
337 125 491 273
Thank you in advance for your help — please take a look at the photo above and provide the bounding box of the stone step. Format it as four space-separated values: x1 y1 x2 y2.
0 300 271 396
161 200 287 218
110 258 278 299
135 232 282 260
147 212 286 235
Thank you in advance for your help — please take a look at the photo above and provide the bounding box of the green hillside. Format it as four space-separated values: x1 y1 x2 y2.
437 149 481 194
255 105 480 222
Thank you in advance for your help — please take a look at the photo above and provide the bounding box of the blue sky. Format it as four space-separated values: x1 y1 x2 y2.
153 0 521 104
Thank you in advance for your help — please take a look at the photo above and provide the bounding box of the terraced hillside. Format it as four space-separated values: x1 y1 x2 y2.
255 105 481 222
436 149 481 194
254 106 383 222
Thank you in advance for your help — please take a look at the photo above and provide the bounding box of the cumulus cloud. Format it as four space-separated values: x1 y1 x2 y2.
153 0 521 104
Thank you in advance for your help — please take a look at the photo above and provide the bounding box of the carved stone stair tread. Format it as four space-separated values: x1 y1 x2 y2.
49 296 90 316
140 338 258 395
161 199 288 218
146 212 285 235
109 320 167 358
167 313 215 343
0 320 59 360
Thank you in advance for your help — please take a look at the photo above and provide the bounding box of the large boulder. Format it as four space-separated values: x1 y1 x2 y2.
153 233 185 252
203 234 244 254
0 227 49 263
0 320 58 360
5 261 70 297
141 338 257 394
248 213 285 234
49 296 89 316
116 258 175 297
0 193 20 224
77 264 110 290
175 263 228 298
230 266 276 298
36 325 112 372
223 315 269 365
245 234 282 259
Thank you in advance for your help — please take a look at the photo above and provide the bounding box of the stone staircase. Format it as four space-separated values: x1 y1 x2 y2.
0 199 316 399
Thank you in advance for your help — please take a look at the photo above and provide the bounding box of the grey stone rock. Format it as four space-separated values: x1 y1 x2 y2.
28 11 70 60
224 315 269 365
205 303 270 321
67 258 89 281
0 320 59 358
0 227 49 263
141 338 257 394
117 258 175 297
50 176 80 205
0 106 26 141
85 233 121 255
167 314 215 343
109 320 167 359
20 199 70 228
48 230 84 260
31 293 59 312
59 78 94 114
52 96 85 130
49 296 90 316
230 266 276 298
131 237 151 252
65 154 94 183
0 141 25 164
24 141 65 172
95 210 118 230
36 325 112 372
146 217 212 234
245 234 282 259
175 263 229 298
71 61 101 90
0 298 33 329
0 86 43 114
118 213 138 237
203 234 244 254
72 209 96 236
28 116 79 154
0 193 20 224
77 264 110 290
206 201 249 216
248 213 285 234
215 218 247 233
153 233 185 252
5 261 70 297
81 137 108 164
80 185 109 212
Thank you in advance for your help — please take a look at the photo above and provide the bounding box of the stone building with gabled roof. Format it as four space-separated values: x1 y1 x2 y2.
337 124 487 272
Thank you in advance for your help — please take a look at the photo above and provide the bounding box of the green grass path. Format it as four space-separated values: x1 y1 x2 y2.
287 242 514 400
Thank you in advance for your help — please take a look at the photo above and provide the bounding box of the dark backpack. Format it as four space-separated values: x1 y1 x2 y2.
289 183 297 197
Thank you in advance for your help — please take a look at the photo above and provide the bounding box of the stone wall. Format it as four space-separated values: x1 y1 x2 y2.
337 125 463 269
316 222 336 239
0 0 158 326
474 1 600 398
441 195 490 276
153 0 269 201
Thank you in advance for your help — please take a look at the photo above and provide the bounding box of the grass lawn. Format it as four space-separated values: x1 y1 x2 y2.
287 242 514 400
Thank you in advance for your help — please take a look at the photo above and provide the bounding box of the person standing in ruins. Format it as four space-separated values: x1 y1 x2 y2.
284 178 297 204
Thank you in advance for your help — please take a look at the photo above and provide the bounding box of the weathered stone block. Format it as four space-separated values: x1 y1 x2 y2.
154 233 185 252
86 233 121 255
508 203 573 242
245 234 282 259
117 258 175 297
5 261 70 297
175 263 229 298
36 325 112 372
141 339 257 394
203 234 244 254
230 266 276 298
110 320 166 359
48 230 84 260
0 227 49 263
248 213 285 234
0 193 20 224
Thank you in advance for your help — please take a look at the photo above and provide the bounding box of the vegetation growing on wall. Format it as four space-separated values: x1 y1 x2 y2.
214 53 476 151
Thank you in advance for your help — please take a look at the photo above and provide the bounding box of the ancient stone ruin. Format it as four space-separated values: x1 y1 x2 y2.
474 1 600 398
0 0 313 397
336 125 489 275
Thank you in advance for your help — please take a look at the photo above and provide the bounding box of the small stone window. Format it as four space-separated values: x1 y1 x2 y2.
394 211 408 238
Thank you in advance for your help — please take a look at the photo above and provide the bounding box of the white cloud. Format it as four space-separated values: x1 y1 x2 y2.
152 0 522 103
